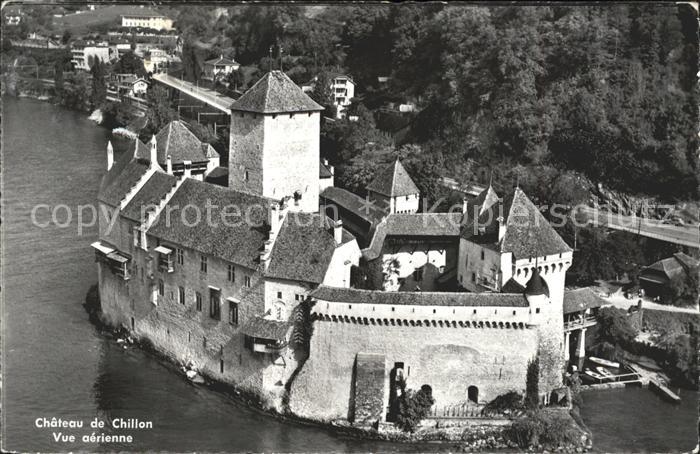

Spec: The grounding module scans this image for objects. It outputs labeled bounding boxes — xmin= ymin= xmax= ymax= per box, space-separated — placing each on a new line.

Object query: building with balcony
xmin=121 ymin=9 xmax=173 ymax=31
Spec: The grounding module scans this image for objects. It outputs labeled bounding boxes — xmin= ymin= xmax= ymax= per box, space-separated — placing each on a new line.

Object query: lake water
xmin=2 ymin=97 xmax=697 ymax=452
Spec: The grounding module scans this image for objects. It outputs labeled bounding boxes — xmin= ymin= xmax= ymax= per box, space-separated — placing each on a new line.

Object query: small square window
xmin=536 ymin=308 xmax=541 ymax=314
xmin=277 ymin=291 xmax=282 ymax=299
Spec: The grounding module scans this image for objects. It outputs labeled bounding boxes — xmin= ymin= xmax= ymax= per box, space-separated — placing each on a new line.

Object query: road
xmin=440 ymin=177 xmax=699 ymax=248
xmin=152 ymin=73 xmax=234 ymax=114
xmin=576 ymin=206 xmax=699 ymax=249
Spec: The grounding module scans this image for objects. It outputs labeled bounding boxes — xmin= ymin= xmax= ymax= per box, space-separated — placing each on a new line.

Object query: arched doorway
xmin=468 ymin=385 xmax=479 ymax=404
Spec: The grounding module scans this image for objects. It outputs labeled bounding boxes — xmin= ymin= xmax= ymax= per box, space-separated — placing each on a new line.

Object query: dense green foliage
xmin=508 ymin=409 xmax=581 ymax=449
xmin=112 ymin=51 xmax=147 ymax=77
xmin=597 ymin=306 xmax=637 ymax=345
xmin=174 ymin=4 xmax=698 ymax=202
xmin=525 ymin=356 xmax=540 ymax=409
xmin=395 ymin=381 xmax=435 ymax=433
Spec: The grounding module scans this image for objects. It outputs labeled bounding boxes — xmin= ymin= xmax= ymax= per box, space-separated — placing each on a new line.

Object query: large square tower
xmin=228 ymin=71 xmax=324 ymax=212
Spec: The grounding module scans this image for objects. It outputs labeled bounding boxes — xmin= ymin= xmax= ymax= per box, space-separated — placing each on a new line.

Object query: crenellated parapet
xmin=309 ymin=285 xmax=550 ymax=330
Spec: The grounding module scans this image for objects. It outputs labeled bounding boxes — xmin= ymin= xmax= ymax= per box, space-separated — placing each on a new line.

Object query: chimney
xmin=334 ymin=219 xmax=343 ymax=245
xmin=107 ymin=140 xmax=114 ymax=170
xmin=268 ymin=203 xmax=282 ymax=241
xmin=166 ymin=155 xmax=172 ymax=174
xmin=149 ymin=134 xmax=158 ymax=167
xmin=183 ymin=160 xmax=192 ymax=178
xmin=260 ymin=239 xmax=273 ymax=270
xmin=497 ymin=215 xmax=506 ymax=241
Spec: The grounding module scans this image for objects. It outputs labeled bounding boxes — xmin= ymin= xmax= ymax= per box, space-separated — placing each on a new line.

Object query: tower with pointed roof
xmin=366 ymin=159 xmax=420 ymax=214
xmin=228 ymin=70 xmax=324 ymax=212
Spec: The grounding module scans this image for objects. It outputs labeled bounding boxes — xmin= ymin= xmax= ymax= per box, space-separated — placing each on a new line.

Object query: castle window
xmin=228 ymin=300 xmax=238 ymax=325
xmin=178 ymin=286 xmax=185 ymax=305
xmin=536 ymin=308 xmax=540 ymax=314
xmin=413 ymin=267 xmax=423 ymax=282
xmin=481 ymin=250 xmax=485 ymax=260
xmin=200 ymin=255 xmax=208 ymax=273
xmin=176 ymin=248 xmax=184 ymax=265
xmin=471 ymin=273 xmax=476 ymax=282
xmin=277 ymin=291 xmax=282 ymax=299
xmin=228 ymin=264 xmax=235 ymax=282
xmin=195 ymin=292 xmax=202 ymax=311
xmin=209 ymin=288 xmax=221 ymax=320
xmin=244 ymin=276 xmax=251 ymax=288
xmin=158 ymin=279 xmax=164 ymax=296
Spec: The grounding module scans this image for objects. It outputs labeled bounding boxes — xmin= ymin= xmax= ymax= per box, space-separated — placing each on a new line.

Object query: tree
xmin=308 ymin=71 xmax=336 ymax=119
xmin=142 ymin=86 xmax=178 ymax=138
xmin=670 ymin=269 xmax=699 ymax=307
xmin=112 ymin=51 xmax=146 ymax=77
xmin=61 ymin=29 xmax=72 ymax=44
xmin=395 ymin=381 xmax=435 ymax=432
xmin=90 ymin=59 xmax=107 ymax=108
xmin=596 ymin=306 xmax=637 ymax=346
xmin=53 ymin=60 xmax=64 ymax=98
xmin=525 ymin=356 xmax=540 ymax=409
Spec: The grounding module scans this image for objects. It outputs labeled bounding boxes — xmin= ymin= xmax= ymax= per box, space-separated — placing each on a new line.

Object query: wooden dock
xmin=649 ymin=379 xmax=681 ymax=404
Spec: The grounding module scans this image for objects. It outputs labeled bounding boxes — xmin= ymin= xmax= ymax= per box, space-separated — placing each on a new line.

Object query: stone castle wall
xmin=229 ymin=112 xmax=265 ymax=195
xmin=288 ymin=317 xmax=540 ymax=422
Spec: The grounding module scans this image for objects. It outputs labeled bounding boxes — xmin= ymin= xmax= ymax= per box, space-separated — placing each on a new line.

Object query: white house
xmin=302 ymin=73 xmax=356 ymax=119
xmin=203 ymin=55 xmax=240 ymax=81
xmin=71 ymin=44 xmax=116 ymax=71
xmin=130 ymin=78 xmax=149 ymax=97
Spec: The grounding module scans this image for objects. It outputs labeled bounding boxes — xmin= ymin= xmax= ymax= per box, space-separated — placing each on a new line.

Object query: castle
xmin=94 ymin=70 xmax=581 ymax=426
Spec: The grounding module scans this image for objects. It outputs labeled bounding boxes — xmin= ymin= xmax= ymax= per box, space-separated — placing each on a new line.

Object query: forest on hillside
xmin=173 ymin=4 xmax=698 ymax=204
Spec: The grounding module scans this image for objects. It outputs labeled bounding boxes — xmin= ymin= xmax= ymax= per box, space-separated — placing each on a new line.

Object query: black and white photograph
xmin=1 ymin=1 xmax=699 ymax=452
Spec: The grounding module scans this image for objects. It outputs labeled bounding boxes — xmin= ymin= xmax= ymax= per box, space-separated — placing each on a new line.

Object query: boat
xmin=590 ymin=356 xmax=620 ymax=368
xmin=649 ymin=379 xmax=681 ymax=404
xmin=584 ymin=368 xmax=605 ymax=380
xmin=596 ymin=367 xmax=613 ymax=377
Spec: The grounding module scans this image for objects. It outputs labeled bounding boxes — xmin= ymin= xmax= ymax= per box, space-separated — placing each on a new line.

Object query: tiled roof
xmin=231 ymin=70 xmax=323 ymax=114
xmin=311 ymin=286 xmax=528 ymax=307
xmin=501 ymin=277 xmax=525 ymax=293
xmin=500 ymin=188 xmax=572 ymax=259
xmin=147 ymin=179 xmax=274 ymax=269
xmin=154 ymin=121 xmax=218 ymax=165
xmin=384 ymin=213 xmax=463 ymax=237
xmin=461 ymin=187 xmax=572 ymax=259
xmin=240 ymin=316 xmax=290 ymax=341
xmin=320 ymin=186 xmax=387 ymax=224
xmin=563 ymin=288 xmax=606 ymax=314
xmin=524 ymin=268 xmax=549 ymax=297
xmin=205 ymin=55 xmax=239 ymax=66
xmin=98 ymin=141 xmax=150 ymax=207
xmin=644 ymin=252 xmax=699 ymax=279
xmin=366 ymin=159 xmax=420 ymax=197
xmin=266 ymin=213 xmax=353 ymax=284
xmin=121 ymin=171 xmax=178 ymax=222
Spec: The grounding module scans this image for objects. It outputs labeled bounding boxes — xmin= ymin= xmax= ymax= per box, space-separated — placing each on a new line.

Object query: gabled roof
xmin=265 ymin=213 xmax=353 ymax=284
xmin=154 ymin=121 xmax=219 ymax=165
xmin=461 ymin=187 xmax=572 ymax=260
xmin=98 ymin=141 xmax=150 ymax=207
xmin=501 ymin=277 xmax=525 ymax=293
xmin=121 ymin=171 xmax=178 ymax=222
xmin=643 ymin=252 xmax=699 ymax=280
xmin=499 ymin=188 xmax=572 ymax=259
xmin=311 ymin=286 xmax=528 ymax=307
xmin=563 ymin=288 xmax=606 ymax=314
xmin=384 ymin=213 xmax=463 ymax=237
xmin=366 ymin=159 xmax=420 ymax=197
xmin=320 ymin=186 xmax=387 ymax=225
xmin=147 ymin=179 xmax=273 ymax=269
xmin=231 ymin=70 xmax=323 ymax=114
xmin=205 ymin=55 xmax=239 ymax=66
xmin=240 ymin=316 xmax=290 ymax=341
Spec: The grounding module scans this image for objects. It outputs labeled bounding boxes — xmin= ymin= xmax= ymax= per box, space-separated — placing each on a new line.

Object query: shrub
xmin=508 ymin=410 xmax=580 ymax=449
xmin=597 ymin=306 xmax=636 ymax=345
xmin=482 ymin=391 xmax=525 ymax=416
xmin=395 ymin=383 xmax=435 ymax=432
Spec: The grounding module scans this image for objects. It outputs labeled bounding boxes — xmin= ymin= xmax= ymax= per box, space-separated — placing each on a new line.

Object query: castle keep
xmin=95 ymin=70 xmax=580 ymax=426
